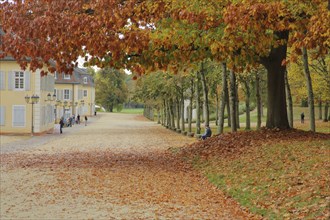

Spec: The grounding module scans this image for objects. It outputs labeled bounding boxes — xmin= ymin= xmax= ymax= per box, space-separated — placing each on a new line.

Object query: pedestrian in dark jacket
xmin=59 ymin=117 xmax=64 ymax=134
xmin=301 ymin=112 xmax=305 ymax=123
xmin=77 ymin=114 xmax=80 ymax=124
xmin=85 ymin=116 xmax=88 ymax=126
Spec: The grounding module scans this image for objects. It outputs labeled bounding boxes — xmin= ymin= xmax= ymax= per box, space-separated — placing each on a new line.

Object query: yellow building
xmin=0 ymin=56 xmax=56 ymax=135
xmin=54 ymin=68 xmax=95 ymax=122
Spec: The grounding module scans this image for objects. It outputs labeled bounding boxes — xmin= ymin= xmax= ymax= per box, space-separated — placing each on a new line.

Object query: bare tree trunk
xmin=256 ymin=71 xmax=262 ymax=130
xmin=163 ymin=100 xmax=166 ymax=126
xmin=318 ymin=99 xmax=322 ymax=120
xmin=181 ymin=88 xmax=185 ymax=132
xmin=244 ymin=81 xmax=251 ymax=130
xmin=218 ymin=62 xmax=227 ymax=134
xmin=176 ymin=98 xmax=180 ymax=130
xmin=188 ymin=79 xmax=194 ymax=132
xmin=285 ymin=70 xmax=294 ymax=128
xmin=196 ymin=71 xmax=201 ymax=134
xmin=157 ymin=108 xmax=161 ymax=124
xmin=324 ymin=102 xmax=329 ymax=122
xmin=235 ymin=82 xmax=240 ymax=129
xmin=225 ymin=79 xmax=231 ymax=127
xmin=215 ymin=91 xmax=219 ymax=126
xmin=200 ymin=61 xmax=210 ymax=126
xmin=229 ymin=69 xmax=237 ymax=132
xmin=302 ymin=47 xmax=316 ymax=132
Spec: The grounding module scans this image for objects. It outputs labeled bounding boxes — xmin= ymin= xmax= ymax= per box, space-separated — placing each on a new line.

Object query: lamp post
xmin=25 ymin=94 xmax=40 ymax=136
xmin=55 ymin=100 xmax=61 ymax=123
xmin=45 ymin=93 xmax=57 ymax=122
xmin=63 ymin=100 xmax=68 ymax=119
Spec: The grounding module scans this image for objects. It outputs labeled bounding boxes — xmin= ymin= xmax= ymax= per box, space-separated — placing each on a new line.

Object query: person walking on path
xmin=77 ymin=114 xmax=80 ymax=124
xmin=301 ymin=112 xmax=305 ymax=123
xmin=85 ymin=116 xmax=88 ymax=126
xmin=201 ymin=123 xmax=212 ymax=140
xmin=59 ymin=117 xmax=65 ymax=134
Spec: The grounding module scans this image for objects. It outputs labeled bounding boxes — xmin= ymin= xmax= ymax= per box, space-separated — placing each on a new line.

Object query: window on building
xmin=12 ymin=105 xmax=26 ymax=127
xmin=14 ymin=71 xmax=24 ymax=89
xmin=54 ymin=72 xmax=58 ymax=79
xmin=83 ymin=90 xmax=88 ymax=97
xmin=83 ymin=77 xmax=88 ymax=84
xmin=64 ymin=89 xmax=70 ymax=100
xmin=64 ymin=74 xmax=71 ymax=79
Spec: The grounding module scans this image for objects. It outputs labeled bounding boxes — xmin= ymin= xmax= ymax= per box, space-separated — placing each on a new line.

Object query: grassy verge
xmin=192 ymin=139 xmax=330 ymax=219
xmin=113 ymin=108 xmax=144 ymax=114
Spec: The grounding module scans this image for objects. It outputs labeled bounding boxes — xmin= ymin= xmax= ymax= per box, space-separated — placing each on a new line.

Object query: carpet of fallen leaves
xmin=179 ymin=128 xmax=330 ymax=219
xmin=0 ymin=113 xmax=258 ymax=219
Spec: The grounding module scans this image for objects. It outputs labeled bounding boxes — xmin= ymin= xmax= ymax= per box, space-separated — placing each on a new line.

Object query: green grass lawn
xmin=113 ymin=108 xmax=144 ymax=114
xmin=189 ymin=137 xmax=330 ymax=219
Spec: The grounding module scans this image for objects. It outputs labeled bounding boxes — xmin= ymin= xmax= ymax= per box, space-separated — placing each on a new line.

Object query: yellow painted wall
xmin=0 ymin=60 xmax=55 ymax=135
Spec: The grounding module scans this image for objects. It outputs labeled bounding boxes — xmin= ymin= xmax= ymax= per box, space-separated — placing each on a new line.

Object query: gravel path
xmin=0 ymin=113 xmax=254 ymax=219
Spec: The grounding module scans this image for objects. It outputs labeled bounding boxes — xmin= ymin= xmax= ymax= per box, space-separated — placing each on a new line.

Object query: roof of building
xmin=55 ymin=67 xmax=94 ymax=87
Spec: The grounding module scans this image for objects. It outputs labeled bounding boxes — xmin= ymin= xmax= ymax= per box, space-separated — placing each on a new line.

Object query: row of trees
xmin=1 ymin=0 xmax=329 ymax=131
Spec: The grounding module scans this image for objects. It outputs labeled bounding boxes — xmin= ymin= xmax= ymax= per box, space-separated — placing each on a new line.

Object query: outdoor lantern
xmin=63 ymin=100 xmax=68 ymax=107
xmin=31 ymin=94 xmax=40 ymax=104
xmin=25 ymin=95 xmax=30 ymax=104
xmin=56 ymin=100 xmax=61 ymax=106
xmin=81 ymin=100 xmax=85 ymax=106
xmin=52 ymin=93 xmax=56 ymax=100
xmin=47 ymin=93 xmax=51 ymax=101
xmin=74 ymin=102 xmax=78 ymax=106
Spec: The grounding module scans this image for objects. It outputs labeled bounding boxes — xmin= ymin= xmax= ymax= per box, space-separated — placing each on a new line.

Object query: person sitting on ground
xmin=201 ymin=123 xmax=212 ymax=140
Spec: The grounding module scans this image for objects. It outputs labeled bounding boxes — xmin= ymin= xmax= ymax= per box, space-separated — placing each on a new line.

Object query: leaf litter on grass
xmin=179 ymin=128 xmax=330 ymax=219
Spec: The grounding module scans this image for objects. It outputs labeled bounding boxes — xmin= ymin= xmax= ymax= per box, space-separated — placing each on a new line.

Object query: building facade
xmin=54 ymin=68 xmax=95 ymax=122
xmin=0 ymin=57 xmax=55 ymax=135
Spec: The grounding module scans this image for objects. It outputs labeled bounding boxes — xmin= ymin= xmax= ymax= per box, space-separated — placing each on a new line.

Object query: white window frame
xmin=64 ymin=89 xmax=70 ymax=100
xmin=54 ymin=72 xmax=58 ymax=79
xmin=83 ymin=90 xmax=88 ymax=97
xmin=64 ymin=74 xmax=71 ymax=79
xmin=14 ymin=71 xmax=25 ymax=90
xmin=83 ymin=77 xmax=88 ymax=84
xmin=12 ymin=105 xmax=26 ymax=127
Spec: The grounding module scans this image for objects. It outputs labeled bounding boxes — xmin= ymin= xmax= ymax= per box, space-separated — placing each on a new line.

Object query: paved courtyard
xmin=0 ymin=113 xmax=253 ymax=219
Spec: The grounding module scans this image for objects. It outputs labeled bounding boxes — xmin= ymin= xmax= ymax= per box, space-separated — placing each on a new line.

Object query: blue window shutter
xmin=25 ymin=71 xmax=31 ymax=91
xmin=8 ymin=71 xmax=14 ymax=90
xmin=0 ymin=71 xmax=5 ymax=90
xmin=0 ymin=106 xmax=5 ymax=126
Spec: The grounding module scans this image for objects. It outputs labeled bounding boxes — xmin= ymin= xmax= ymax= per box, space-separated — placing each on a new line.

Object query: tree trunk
xmin=196 ymin=71 xmax=201 ymax=134
xmin=302 ymin=46 xmax=316 ymax=132
xmin=188 ymin=79 xmax=194 ymax=132
xmin=166 ymin=100 xmax=170 ymax=127
xmin=215 ymin=91 xmax=219 ymax=126
xmin=235 ymin=82 xmax=240 ymax=129
xmin=244 ymin=81 xmax=251 ymax=130
xmin=261 ymin=30 xmax=290 ymax=129
xmin=218 ymin=62 xmax=227 ymax=134
xmin=157 ymin=108 xmax=161 ymax=124
xmin=181 ymin=89 xmax=185 ymax=132
xmin=176 ymin=97 xmax=180 ymax=130
xmin=256 ymin=72 xmax=262 ymax=130
xmin=324 ymin=102 xmax=329 ymax=122
xmin=163 ymin=100 xmax=166 ymax=126
xmin=225 ymin=78 xmax=231 ymax=127
xmin=284 ymin=70 xmax=294 ymax=128
xmin=170 ymin=100 xmax=175 ymax=129
xmin=200 ymin=61 xmax=210 ymax=126
xmin=229 ymin=69 xmax=237 ymax=132
xmin=318 ymin=99 xmax=322 ymax=120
